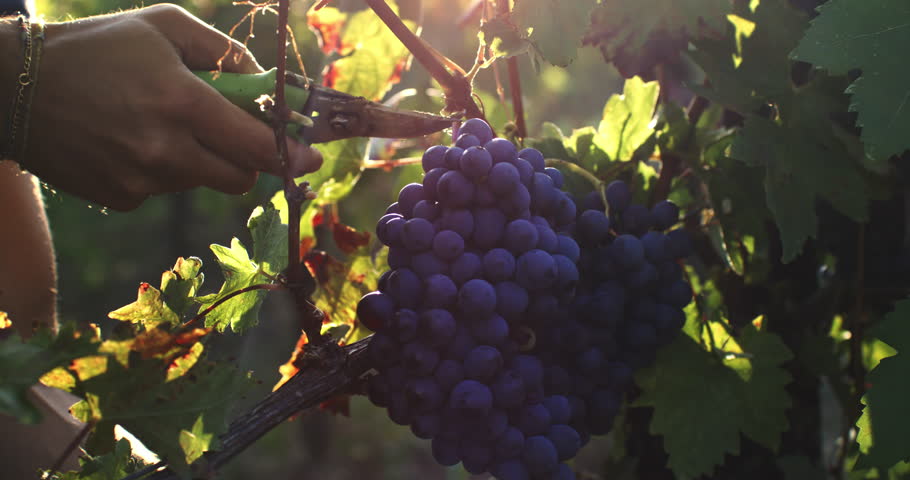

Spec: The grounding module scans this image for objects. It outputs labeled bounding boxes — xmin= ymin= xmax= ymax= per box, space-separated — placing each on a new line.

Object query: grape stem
xmin=181 ymin=283 xmax=284 ymax=329
xmin=363 ymin=0 xmax=485 ymax=120
xmin=495 ymin=0 xmax=527 ymax=138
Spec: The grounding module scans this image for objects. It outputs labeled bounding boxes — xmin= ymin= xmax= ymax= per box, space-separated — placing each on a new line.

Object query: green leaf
xmin=53 ymin=438 xmax=134 ymax=480
xmin=248 ymin=203 xmax=288 ymax=276
xmin=310 ymin=247 xmax=387 ymax=340
xmin=588 ymin=0 xmax=730 ymax=75
xmin=0 ymin=323 xmax=99 ymax=423
xmin=108 ymin=283 xmax=180 ymax=328
xmin=730 ymin=103 xmax=868 ymax=262
xmin=507 ymin=0 xmax=596 ymax=67
xmin=70 ymin=357 xmax=252 ymax=475
xmin=856 ymin=298 xmax=910 ymax=469
xmin=316 ymin=4 xmax=416 ymax=102
xmin=479 ymin=15 xmax=530 ymax=59
xmin=689 ymin=0 xmax=808 ymax=112
xmin=792 ymin=0 xmax=910 ymax=164
xmin=635 ymin=320 xmax=793 ymax=479
xmin=159 ymin=257 xmax=204 ymax=318
xmin=596 ymin=77 xmax=660 ymax=163
xmin=527 ymin=122 xmax=570 ymax=161
xmin=197 ymin=238 xmax=266 ymax=333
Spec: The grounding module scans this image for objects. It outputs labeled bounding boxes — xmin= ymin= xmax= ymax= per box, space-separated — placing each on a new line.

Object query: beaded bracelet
xmin=5 ymin=14 xmax=45 ymax=167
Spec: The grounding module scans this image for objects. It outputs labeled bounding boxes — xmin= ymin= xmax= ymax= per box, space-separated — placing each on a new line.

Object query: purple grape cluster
xmin=530 ymin=180 xmax=693 ymax=441
xmin=358 ymin=117 xmax=694 ymax=479
xmin=358 ymin=118 xmax=583 ymax=479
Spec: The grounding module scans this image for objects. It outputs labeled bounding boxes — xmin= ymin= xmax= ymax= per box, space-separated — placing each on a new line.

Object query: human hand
xmin=18 ymin=4 xmax=322 ymax=211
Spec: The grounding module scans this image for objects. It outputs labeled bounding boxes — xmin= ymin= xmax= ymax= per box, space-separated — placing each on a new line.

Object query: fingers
xmin=139 ymin=3 xmax=263 ymax=74
xmin=184 ymin=77 xmax=324 ymax=178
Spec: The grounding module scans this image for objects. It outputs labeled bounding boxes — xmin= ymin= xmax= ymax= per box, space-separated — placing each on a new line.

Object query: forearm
xmin=0 ymin=160 xmax=57 ymax=337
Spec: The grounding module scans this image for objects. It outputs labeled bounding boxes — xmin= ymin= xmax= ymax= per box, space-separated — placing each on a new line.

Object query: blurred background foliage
xmin=32 ymin=0 xmax=623 ymax=477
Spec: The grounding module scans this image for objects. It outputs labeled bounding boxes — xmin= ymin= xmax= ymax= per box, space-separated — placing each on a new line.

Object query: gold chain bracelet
xmin=5 ymin=14 xmax=45 ymax=168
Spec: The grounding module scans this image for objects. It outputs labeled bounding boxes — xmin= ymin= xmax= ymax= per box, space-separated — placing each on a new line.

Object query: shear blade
xmin=296 ymin=81 xmax=455 ymax=143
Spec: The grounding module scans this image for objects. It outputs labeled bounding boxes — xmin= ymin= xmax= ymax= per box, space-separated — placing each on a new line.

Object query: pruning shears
xmin=193 ymin=68 xmax=454 ymax=143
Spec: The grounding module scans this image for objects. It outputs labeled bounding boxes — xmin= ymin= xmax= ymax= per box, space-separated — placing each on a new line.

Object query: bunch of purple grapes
xmin=531 ymin=181 xmax=693 ymax=442
xmin=358 ymin=118 xmax=584 ymax=479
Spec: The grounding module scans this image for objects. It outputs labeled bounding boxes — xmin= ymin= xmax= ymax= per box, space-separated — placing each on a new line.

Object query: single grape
xmin=411 ymin=413 xmax=441 ymax=439
xmin=542 ymin=396 xmax=572 ymax=424
xmin=432 ymin=230 xmax=465 ymax=261
xmin=451 ymin=252 xmax=483 ymax=285
xmin=422 ymin=167 xmax=447 ymax=202
xmin=412 ymin=199 xmax=440 ymax=221
xmin=464 ymin=345 xmax=504 ymax=381
xmin=547 ymin=425 xmax=581 ymax=461
xmin=518 ymin=403 xmax=552 ymax=436
xmin=516 ymin=249 xmax=558 ymax=290
xmin=402 ymin=217 xmax=435 ymax=252
xmin=622 ymin=204 xmax=652 ymax=236
xmin=423 ymin=274 xmax=457 ymax=309
xmin=651 ymin=200 xmax=680 ymax=231
xmin=437 ymin=170 xmax=475 ymax=208
xmin=491 ymin=370 xmax=526 ymax=409
xmin=491 ymin=460 xmax=530 ymax=480
xmin=489 ymin=161 xmax=521 ymax=195
xmin=544 ymin=167 xmax=564 ymax=189
xmin=386 ymin=268 xmax=422 ymax=309
xmin=397 ymin=183 xmax=425 ymax=217
xmin=556 ymin=235 xmax=580 ymax=263
xmin=486 ymin=138 xmax=519 ymax=164
xmin=460 ymin=118 xmax=495 ymax=145
xmin=455 ymin=133 xmax=481 ymax=149
xmin=449 ymin=379 xmax=494 ymax=416
xmin=403 ymin=342 xmax=440 ymax=376
xmin=422 ymin=145 xmax=448 ymax=172
xmin=472 ymin=207 xmax=508 ymax=250
xmin=483 ymin=248 xmax=517 ymax=282
xmin=494 ymin=281 xmax=530 ymax=319
xmin=605 ymin=180 xmax=631 ymax=213
xmin=357 ymin=291 xmax=396 ymax=331
xmin=443 ymin=146 xmax=464 ymax=170
xmin=522 ymin=436 xmax=559 ymax=476
xmin=518 ymin=148 xmax=545 ymax=172
xmin=504 ymin=219 xmax=540 ymax=255
xmin=510 ymin=157 xmax=535 ymax=185
xmin=439 ymin=208 xmax=475 ymax=239
xmin=390 ymin=308 xmax=419 ymax=343
xmin=611 ymin=234 xmax=645 ymax=270
xmin=461 ymin=146 xmax=493 ymax=179
xmin=470 ymin=313 xmax=509 ymax=345
xmin=435 ymin=359 xmax=465 ymax=391
xmin=576 ymin=210 xmax=611 ymax=247
xmin=406 ymin=378 xmax=444 ymax=413
xmin=458 ymin=278 xmax=498 ymax=316
xmin=376 ymin=213 xmax=406 ymax=247
xmin=412 ymin=251 xmax=449 ymax=278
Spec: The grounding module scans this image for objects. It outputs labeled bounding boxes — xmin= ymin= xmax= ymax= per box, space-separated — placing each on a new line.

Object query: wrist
xmin=0 ymin=18 xmax=23 ymax=155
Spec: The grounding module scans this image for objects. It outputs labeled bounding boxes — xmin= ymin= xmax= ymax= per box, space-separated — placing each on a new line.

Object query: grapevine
xmin=1 ymin=0 xmax=909 ymax=480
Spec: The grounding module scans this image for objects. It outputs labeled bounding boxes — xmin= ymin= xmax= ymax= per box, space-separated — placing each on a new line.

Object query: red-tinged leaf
xmin=109 ymin=282 xmax=181 ymax=328
xmin=321 ymin=62 xmax=341 ymax=89
xmin=304 ymin=250 xmax=335 ymax=284
xmin=388 ymin=56 xmax=409 ymax=86
xmin=299 ymin=236 xmax=316 ymax=261
xmin=332 ymin=222 xmax=371 ymax=254
xmin=307 ymin=7 xmax=349 ymax=54
xmin=274 ymin=331 xmax=309 ymax=391
xmin=320 ymin=394 xmax=351 ymax=417
xmin=312 ymin=210 xmax=325 ymax=228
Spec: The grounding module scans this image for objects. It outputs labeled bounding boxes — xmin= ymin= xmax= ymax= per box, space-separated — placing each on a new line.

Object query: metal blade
xmin=293 ymin=79 xmax=455 ymax=143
